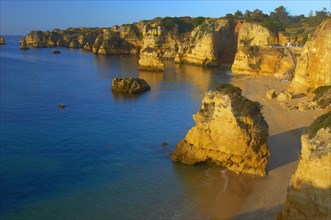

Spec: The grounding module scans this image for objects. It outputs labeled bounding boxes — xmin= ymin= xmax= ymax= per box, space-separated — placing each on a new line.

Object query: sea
xmin=0 ymin=36 xmax=255 ymax=220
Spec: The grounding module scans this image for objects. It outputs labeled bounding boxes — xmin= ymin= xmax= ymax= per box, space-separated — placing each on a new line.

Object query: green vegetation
xmin=215 ymin=84 xmax=262 ymax=117
xmin=224 ymin=6 xmax=330 ymax=34
xmin=313 ymin=86 xmax=331 ymax=109
xmin=305 ymin=111 xmax=331 ymax=138
xmin=215 ymin=84 xmax=242 ymax=96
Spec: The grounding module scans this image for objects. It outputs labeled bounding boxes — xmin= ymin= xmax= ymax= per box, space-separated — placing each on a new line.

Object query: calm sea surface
xmin=1 ymin=36 xmax=253 ymax=220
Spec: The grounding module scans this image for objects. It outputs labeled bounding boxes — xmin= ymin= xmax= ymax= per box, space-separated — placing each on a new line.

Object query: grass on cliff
xmin=305 ymin=111 xmax=331 ymax=138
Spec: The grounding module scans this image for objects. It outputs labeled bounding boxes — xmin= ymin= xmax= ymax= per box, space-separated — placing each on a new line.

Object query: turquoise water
xmin=0 ymin=36 xmax=252 ymax=219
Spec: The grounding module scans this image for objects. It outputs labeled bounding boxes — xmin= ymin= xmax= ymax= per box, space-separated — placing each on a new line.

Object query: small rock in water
xmin=58 ymin=103 xmax=65 ymax=109
xmin=162 ymin=142 xmax=169 ymax=148
xmin=52 ymin=50 xmax=61 ymax=54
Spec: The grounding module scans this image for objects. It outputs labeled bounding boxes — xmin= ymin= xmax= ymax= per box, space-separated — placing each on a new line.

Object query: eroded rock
xmin=279 ymin=112 xmax=331 ymax=220
xmin=111 ymin=77 xmax=151 ymax=94
xmin=277 ymin=91 xmax=293 ymax=101
xmin=288 ymin=19 xmax=331 ymax=94
xmin=266 ymin=89 xmax=276 ymax=100
xmin=171 ymin=84 xmax=270 ymax=176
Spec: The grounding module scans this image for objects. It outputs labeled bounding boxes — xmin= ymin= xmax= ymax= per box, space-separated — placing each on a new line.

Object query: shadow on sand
xmin=266 ymin=127 xmax=307 ymax=172
xmin=232 ymin=204 xmax=282 ymax=220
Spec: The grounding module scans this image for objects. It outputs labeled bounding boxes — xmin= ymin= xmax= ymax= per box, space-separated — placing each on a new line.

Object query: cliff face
xmin=280 ymin=112 xmax=331 ymax=220
xmin=24 ymin=17 xmax=239 ymax=68
xmin=237 ymin=22 xmax=278 ymax=47
xmin=138 ymin=25 xmax=165 ymax=71
xmin=171 ymin=85 xmax=270 ymax=176
xmin=231 ymin=46 xmax=295 ymax=78
xmin=288 ymin=19 xmax=331 ymax=94
xmin=231 ymin=22 xmax=295 ymax=78
xmin=176 ymin=19 xmax=238 ymax=66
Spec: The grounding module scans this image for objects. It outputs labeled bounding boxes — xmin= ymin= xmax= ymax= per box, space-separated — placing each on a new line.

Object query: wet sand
xmin=208 ymin=77 xmax=326 ymax=219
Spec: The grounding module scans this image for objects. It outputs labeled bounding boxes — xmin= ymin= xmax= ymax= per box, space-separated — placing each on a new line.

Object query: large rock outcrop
xmin=171 ymin=84 xmax=270 ymax=176
xmin=231 ymin=22 xmax=295 ymax=78
xmin=288 ymin=19 xmax=331 ymax=94
xmin=280 ymin=111 xmax=331 ymax=220
xmin=111 ymin=77 xmax=151 ymax=94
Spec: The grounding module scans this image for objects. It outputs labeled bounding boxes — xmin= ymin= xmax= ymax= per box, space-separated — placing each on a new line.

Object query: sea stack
xmin=171 ymin=84 xmax=270 ymax=176
xmin=279 ymin=112 xmax=331 ymax=220
xmin=20 ymin=38 xmax=29 ymax=50
xmin=111 ymin=77 xmax=151 ymax=94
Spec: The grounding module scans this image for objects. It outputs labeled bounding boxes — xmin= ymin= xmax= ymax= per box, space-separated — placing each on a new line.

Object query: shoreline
xmin=230 ymin=77 xmax=325 ymax=219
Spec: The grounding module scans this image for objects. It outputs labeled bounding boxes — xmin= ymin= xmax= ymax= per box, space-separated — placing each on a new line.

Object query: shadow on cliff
xmin=232 ymin=204 xmax=282 ymax=220
xmin=267 ymin=127 xmax=307 ymax=171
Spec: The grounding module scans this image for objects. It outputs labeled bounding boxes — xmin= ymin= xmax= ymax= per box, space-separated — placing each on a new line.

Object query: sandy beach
xmin=226 ymin=77 xmax=325 ymax=219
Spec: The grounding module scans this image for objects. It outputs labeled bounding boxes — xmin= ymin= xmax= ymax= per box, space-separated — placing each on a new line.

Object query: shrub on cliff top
xmin=313 ymin=86 xmax=331 ymax=109
xmin=305 ymin=111 xmax=331 ymax=138
xmin=215 ymin=84 xmax=262 ymax=117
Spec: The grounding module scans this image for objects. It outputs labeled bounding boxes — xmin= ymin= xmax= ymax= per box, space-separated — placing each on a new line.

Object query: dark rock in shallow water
xmin=111 ymin=77 xmax=151 ymax=94
xmin=58 ymin=103 xmax=65 ymax=109
xmin=52 ymin=50 xmax=61 ymax=54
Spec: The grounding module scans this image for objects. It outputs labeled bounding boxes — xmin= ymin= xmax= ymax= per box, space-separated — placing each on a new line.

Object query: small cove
xmin=1 ymin=36 xmax=255 ymax=220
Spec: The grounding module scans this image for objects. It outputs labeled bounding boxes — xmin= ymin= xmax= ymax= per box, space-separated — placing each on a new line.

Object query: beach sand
xmin=207 ymin=77 xmax=326 ymax=220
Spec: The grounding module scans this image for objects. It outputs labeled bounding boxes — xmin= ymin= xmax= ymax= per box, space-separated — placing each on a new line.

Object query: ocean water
xmin=0 ymin=36 xmax=254 ymax=220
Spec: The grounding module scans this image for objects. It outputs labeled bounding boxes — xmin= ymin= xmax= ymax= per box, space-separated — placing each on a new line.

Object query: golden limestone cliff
xmin=176 ymin=19 xmax=239 ymax=66
xmin=288 ymin=19 xmax=331 ymax=94
xmin=279 ymin=112 xmax=331 ymax=220
xmin=231 ymin=22 xmax=295 ymax=78
xmin=138 ymin=25 xmax=164 ymax=71
xmin=171 ymin=85 xmax=270 ymax=176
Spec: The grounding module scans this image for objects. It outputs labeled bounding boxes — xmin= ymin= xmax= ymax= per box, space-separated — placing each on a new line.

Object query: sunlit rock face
xmin=171 ymin=85 xmax=270 ymax=176
xmin=288 ymin=19 xmax=331 ymax=94
xmin=111 ymin=77 xmax=151 ymax=94
xmin=280 ymin=112 xmax=331 ymax=220
xmin=231 ymin=22 xmax=295 ymax=78
xmin=177 ymin=19 xmax=239 ymax=66
xmin=138 ymin=25 xmax=164 ymax=71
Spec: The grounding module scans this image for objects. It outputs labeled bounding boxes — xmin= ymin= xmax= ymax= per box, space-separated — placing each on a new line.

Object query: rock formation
xmin=176 ymin=19 xmax=239 ymax=66
xmin=138 ymin=25 xmax=165 ymax=71
xmin=171 ymin=84 xmax=270 ymax=176
xmin=231 ymin=22 xmax=295 ymax=78
xmin=0 ymin=36 xmax=6 ymax=45
xmin=277 ymin=91 xmax=293 ymax=101
xmin=266 ymin=89 xmax=276 ymax=100
xmin=20 ymin=38 xmax=29 ymax=50
xmin=111 ymin=77 xmax=151 ymax=94
xmin=279 ymin=111 xmax=331 ymax=220
xmin=288 ymin=19 xmax=331 ymax=94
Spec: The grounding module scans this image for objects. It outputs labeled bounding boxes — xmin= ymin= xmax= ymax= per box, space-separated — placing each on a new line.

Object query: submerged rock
xmin=111 ymin=77 xmax=151 ymax=94
xmin=52 ymin=50 xmax=61 ymax=54
xmin=279 ymin=112 xmax=331 ymax=220
xmin=171 ymin=84 xmax=270 ymax=176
